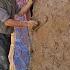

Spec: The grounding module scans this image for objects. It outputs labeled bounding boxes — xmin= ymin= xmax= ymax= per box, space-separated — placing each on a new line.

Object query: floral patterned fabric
xmin=13 ymin=0 xmax=31 ymax=70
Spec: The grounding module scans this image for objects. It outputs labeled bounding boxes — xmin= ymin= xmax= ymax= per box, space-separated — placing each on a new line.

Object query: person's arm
xmin=5 ymin=19 xmax=38 ymax=29
xmin=18 ymin=0 xmax=33 ymax=15
xmin=5 ymin=19 xmax=28 ymax=27
xmin=0 ymin=8 xmax=10 ymax=23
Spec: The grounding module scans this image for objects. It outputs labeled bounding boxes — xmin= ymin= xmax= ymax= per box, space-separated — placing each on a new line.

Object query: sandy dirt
xmin=30 ymin=0 xmax=70 ymax=70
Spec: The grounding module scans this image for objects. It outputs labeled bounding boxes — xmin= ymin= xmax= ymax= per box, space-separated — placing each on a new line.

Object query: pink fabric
xmin=16 ymin=0 xmax=28 ymax=8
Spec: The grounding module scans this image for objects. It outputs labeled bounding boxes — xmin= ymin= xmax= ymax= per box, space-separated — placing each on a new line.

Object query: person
xmin=0 ymin=0 xmax=15 ymax=69
xmin=0 ymin=0 xmax=37 ymax=69
xmin=5 ymin=0 xmax=38 ymax=70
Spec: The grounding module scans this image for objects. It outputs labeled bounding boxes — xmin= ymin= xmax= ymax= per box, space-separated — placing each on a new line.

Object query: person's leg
xmin=0 ymin=33 xmax=11 ymax=70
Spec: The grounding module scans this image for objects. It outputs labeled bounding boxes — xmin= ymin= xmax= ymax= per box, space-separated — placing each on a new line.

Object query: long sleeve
xmin=0 ymin=0 xmax=13 ymax=34
xmin=0 ymin=8 xmax=10 ymax=22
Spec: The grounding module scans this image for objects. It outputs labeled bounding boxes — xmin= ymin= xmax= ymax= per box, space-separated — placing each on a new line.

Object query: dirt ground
xmin=30 ymin=0 xmax=70 ymax=70
xmin=9 ymin=0 xmax=70 ymax=70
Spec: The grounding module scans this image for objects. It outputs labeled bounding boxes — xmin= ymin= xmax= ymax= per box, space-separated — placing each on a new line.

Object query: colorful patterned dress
xmin=13 ymin=0 xmax=31 ymax=70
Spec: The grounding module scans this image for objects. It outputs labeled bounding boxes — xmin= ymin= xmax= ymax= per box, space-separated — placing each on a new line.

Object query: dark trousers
xmin=0 ymin=33 xmax=11 ymax=70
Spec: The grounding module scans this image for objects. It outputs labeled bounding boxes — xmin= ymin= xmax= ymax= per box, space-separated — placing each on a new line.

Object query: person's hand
xmin=5 ymin=19 xmax=13 ymax=26
xmin=28 ymin=20 xmax=40 ymax=31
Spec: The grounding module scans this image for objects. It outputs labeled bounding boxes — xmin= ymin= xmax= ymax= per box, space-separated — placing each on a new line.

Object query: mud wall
xmin=30 ymin=0 xmax=70 ymax=70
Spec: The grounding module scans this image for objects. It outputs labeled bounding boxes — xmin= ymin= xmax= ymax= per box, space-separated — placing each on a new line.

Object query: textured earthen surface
xmin=30 ymin=0 xmax=70 ymax=70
